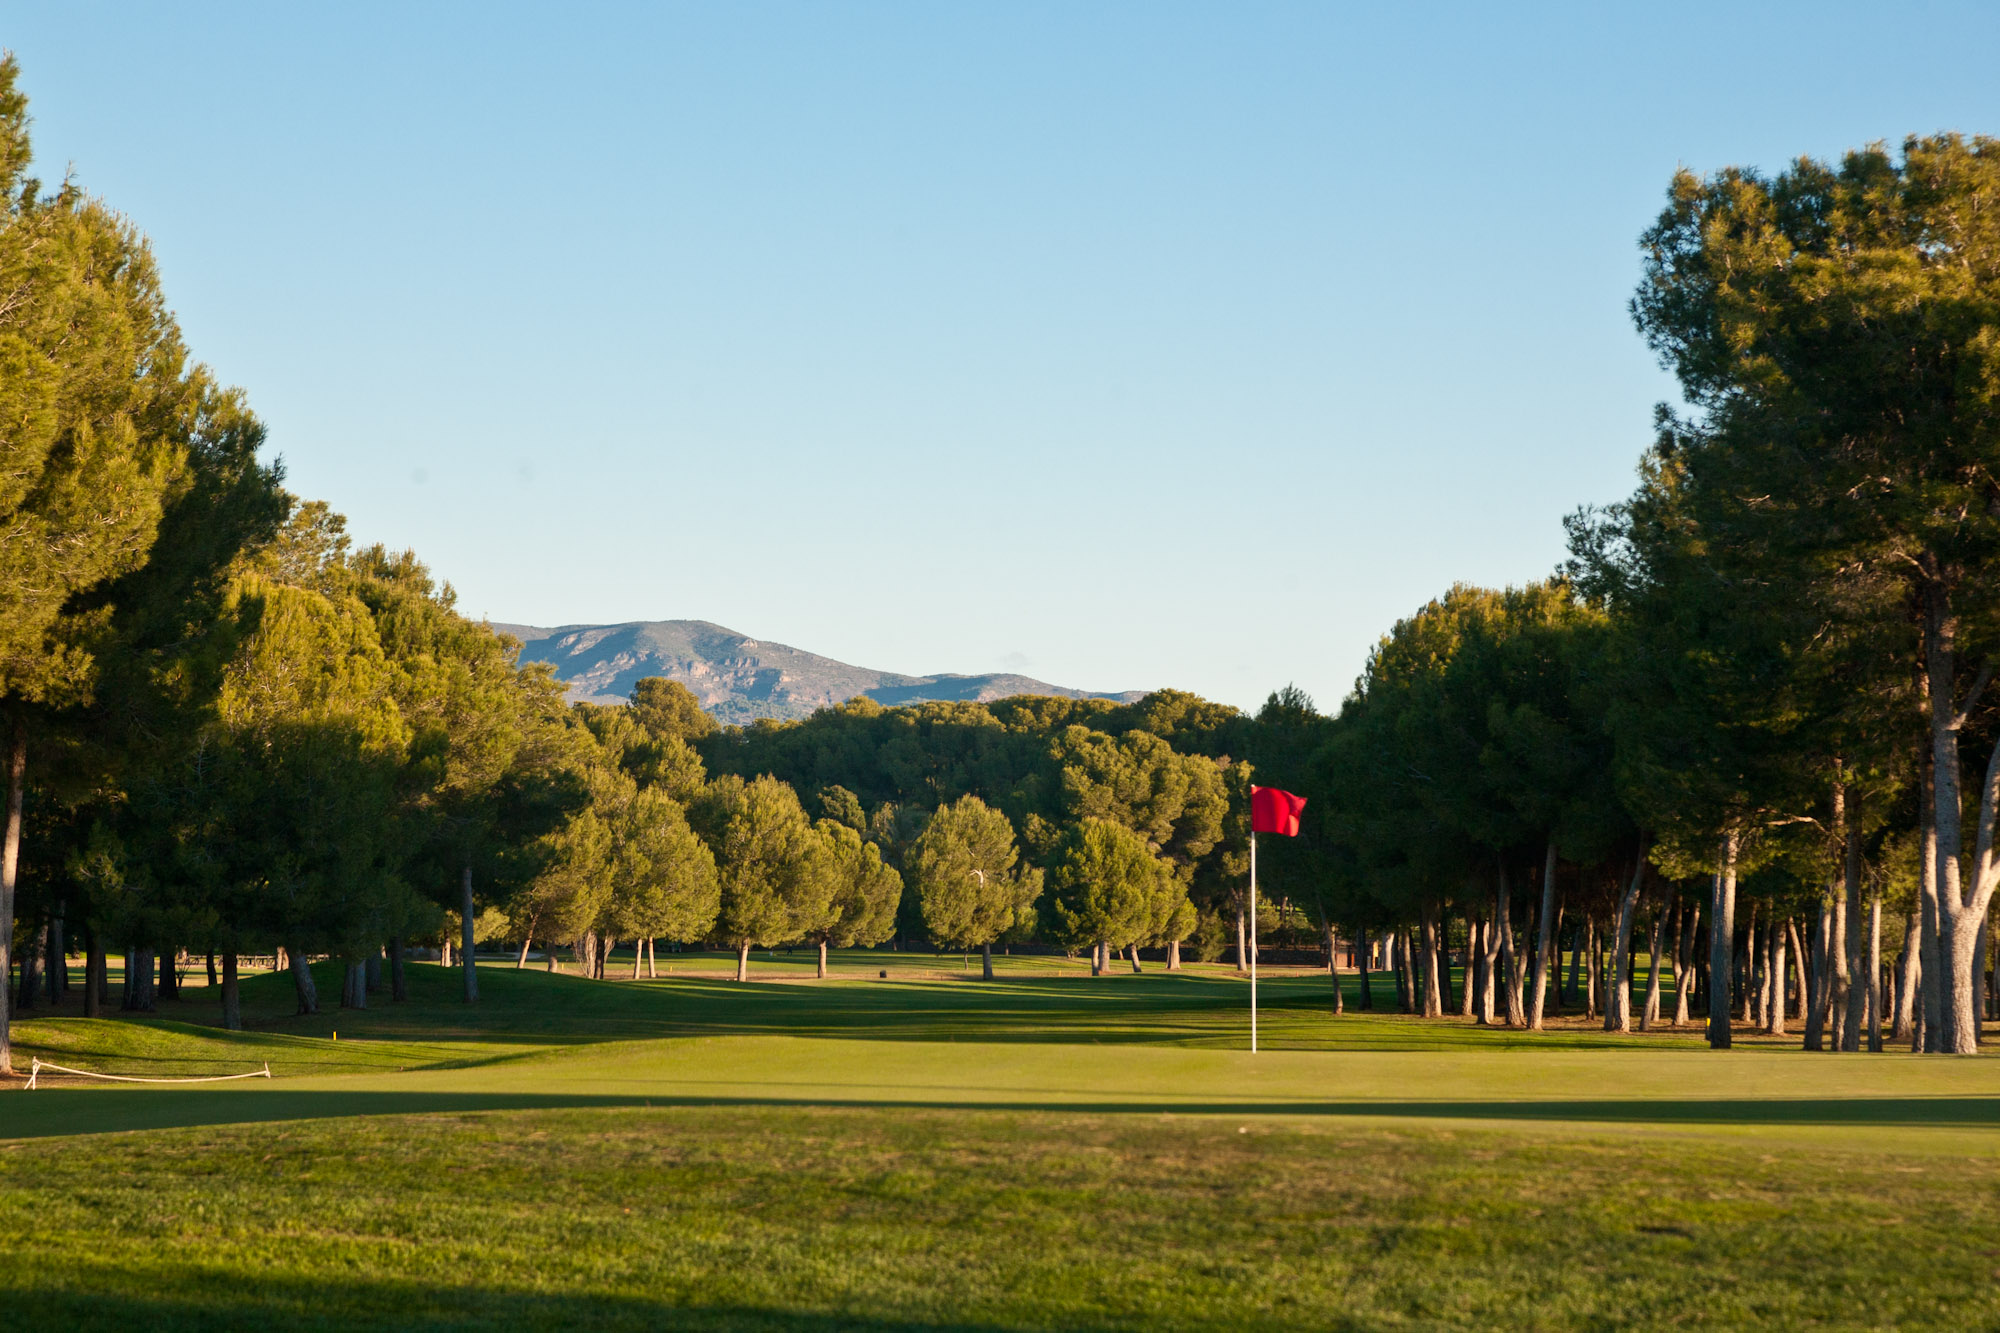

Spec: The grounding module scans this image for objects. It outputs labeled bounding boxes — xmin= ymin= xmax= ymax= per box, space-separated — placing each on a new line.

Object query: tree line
xmin=5 ymin=46 xmax=1996 ymax=1064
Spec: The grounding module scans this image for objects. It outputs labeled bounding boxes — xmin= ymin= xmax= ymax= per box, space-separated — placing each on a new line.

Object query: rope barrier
xmin=25 ymin=1058 xmax=271 ymax=1091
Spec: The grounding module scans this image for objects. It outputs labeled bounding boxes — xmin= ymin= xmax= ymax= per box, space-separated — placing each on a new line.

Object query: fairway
xmin=5 ymin=959 xmax=1998 ymax=1331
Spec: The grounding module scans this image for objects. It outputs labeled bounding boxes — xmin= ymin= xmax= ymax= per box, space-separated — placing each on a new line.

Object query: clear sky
xmin=6 ymin=3 xmax=1998 ymax=711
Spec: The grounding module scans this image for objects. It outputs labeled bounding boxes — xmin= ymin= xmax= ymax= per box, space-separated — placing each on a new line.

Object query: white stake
xmin=1250 ymin=829 xmax=1258 ymax=1054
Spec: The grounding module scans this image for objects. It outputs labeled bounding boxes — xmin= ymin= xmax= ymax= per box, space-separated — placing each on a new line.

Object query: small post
xmin=1250 ymin=830 xmax=1259 ymax=1054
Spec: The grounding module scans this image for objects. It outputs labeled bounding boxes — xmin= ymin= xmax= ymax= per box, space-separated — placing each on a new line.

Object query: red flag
xmin=1250 ymin=785 xmax=1306 ymax=837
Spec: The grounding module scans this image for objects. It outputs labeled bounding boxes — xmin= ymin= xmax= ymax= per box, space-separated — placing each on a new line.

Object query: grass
xmin=3 ymin=954 xmax=1998 ymax=1330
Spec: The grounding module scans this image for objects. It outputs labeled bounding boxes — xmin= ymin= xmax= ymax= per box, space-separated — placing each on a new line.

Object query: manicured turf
xmin=3 ymin=957 xmax=1997 ymax=1330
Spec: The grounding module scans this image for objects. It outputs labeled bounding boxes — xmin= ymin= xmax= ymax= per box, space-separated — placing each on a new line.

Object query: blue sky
xmin=7 ymin=3 xmax=1999 ymax=710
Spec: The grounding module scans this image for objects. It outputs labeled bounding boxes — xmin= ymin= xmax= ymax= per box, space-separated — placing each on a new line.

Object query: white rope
xmin=25 ymin=1058 xmax=271 ymax=1091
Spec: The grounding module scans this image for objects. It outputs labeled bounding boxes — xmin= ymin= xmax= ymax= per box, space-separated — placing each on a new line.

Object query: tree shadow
xmin=7 ymin=1087 xmax=1994 ymax=1141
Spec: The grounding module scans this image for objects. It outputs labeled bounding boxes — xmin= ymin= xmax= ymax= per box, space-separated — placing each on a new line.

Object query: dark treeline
xmin=5 ymin=44 xmax=1997 ymax=1068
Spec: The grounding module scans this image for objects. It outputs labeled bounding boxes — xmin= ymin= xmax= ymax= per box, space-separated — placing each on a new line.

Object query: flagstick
xmin=1250 ymin=830 xmax=1258 ymax=1054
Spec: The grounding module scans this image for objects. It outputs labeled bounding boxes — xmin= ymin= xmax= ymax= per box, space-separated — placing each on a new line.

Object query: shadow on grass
xmin=7 ymin=1087 xmax=1995 ymax=1140
xmin=5 ymin=1265 xmax=1048 ymax=1333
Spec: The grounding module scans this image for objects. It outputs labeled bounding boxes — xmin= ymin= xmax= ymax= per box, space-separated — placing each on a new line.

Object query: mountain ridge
xmin=491 ymin=619 xmax=1145 ymax=724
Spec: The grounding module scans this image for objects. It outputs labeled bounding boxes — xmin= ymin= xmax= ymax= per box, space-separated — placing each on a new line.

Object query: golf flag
xmin=1250 ymin=785 xmax=1306 ymax=837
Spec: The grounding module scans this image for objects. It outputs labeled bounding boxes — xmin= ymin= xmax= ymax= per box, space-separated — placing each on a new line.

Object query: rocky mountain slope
xmin=490 ymin=619 xmax=1144 ymax=725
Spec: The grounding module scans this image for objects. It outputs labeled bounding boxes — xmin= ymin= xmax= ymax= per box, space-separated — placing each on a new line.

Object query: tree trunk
xmin=1583 ymin=916 xmax=1598 ymax=1019
xmin=84 ymin=929 xmax=103 ymax=1019
xmin=341 ymin=960 xmax=367 ymax=1009
xmin=1497 ymin=865 xmax=1524 ymax=1027
xmin=1166 ymin=938 xmax=1181 ymax=971
xmin=290 ymin=948 xmax=319 ymax=1015
xmin=1673 ymin=899 xmax=1697 ymax=1028
xmin=1841 ymin=803 xmax=1866 ymax=1052
xmin=1641 ymin=911 xmax=1664 ymax=1030
xmin=636 ymin=939 xmax=647 ymax=981
xmin=1740 ymin=903 xmax=1759 ymax=1025
xmin=1894 ymin=912 xmax=1922 ymax=1041
xmin=1528 ymin=837 xmax=1558 ymax=1029
xmin=440 ymin=934 xmax=452 ymax=968
xmin=1867 ymin=892 xmax=1884 ymax=1053
xmin=1324 ymin=917 xmax=1343 ymax=1014
xmin=0 ymin=714 xmax=23 ymax=1074
xmin=16 ymin=923 xmax=41 ymax=1011
xmin=1356 ymin=927 xmax=1373 ymax=1010
xmin=1394 ymin=926 xmax=1415 ymax=1015
xmin=1127 ymin=943 xmax=1142 ymax=973
xmin=1233 ymin=903 xmax=1248 ymax=973
xmin=982 ymin=940 xmax=994 ymax=980
xmin=1708 ymin=830 xmax=1739 ymax=1049
xmin=818 ymin=938 xmax=829 ymax=979
xmin=736 ymin=941 xmax=750 ymax=982
xmin=1804 ymin=899 xmax=1831 ymax=1050
xmin=205 ymin=950 xmax=218 ymax=989
xmin=647 ymin=938 xmax=657 ymax=979
xmin=1787 ymin=918 xmax=1809 ymax=1041
xmin=1091 ymin=940 xmax=1105 ymax=977
xmin=126 ymin=949 xmax=157 ymax=1011
xmin=517 ymin=935 xmax=533 ymax=969
xmin=1456 ymin=917 xmax=1473 ymax=1019
xmin=1607 ymin=849 xmax=1647 ymax=1033
xmin=460 ymin=864 xmax=479 ymax=1004
xmin=1764 ymin=917 xmax=1788 ymax=1035
xmin=1920 ymin=746 xmax=1943 ymax=1051
xmin=1418 ymin=912 xmax=1442 ymax=1017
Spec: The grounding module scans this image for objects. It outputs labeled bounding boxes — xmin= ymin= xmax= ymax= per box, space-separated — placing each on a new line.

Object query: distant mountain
xmin=490 ymin=619 xmax=1146 ymax=725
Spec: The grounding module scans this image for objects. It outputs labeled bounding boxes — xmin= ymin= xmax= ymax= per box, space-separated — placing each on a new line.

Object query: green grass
xmin=4 ymin=956 xmax=1998 ymax=1330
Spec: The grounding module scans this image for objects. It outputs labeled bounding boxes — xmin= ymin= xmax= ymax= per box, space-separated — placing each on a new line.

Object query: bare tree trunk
xmin=1408 ymin=920 xmax=1424 ymax=1012
xmin=647 ymin=938 xmax=657 ymax=979
xmin=1607 ymin=850 xmax=1647 ymax=1033
xmin=1741 ymin=903 xmax=1759 ymax=1025
xmin=635 ymin=940 xmax=646 ymax=980
xmin=84 ymin=929 xmax=104 ymax=1018
xmin=1894 ymin=912 xmax=1921 ymax=1041
xmin=1868 ymin=893 xmax=1884 ymax=1053
xmin=1166 ymin=938 xmax=1181 ymax=971
xmin=460 ymin=864 xmax=479 ymax=1003
xmin=0 ymin=714 xmax=22 ymax=1073
xmin=1923 ymin=587 xmax=1986 ymax=1054
xmin=1324 ymin=916 xmax=1343 ymax=1014
xmin=517 ymin=936 xmax=532 ymax=969
xmin=1708 ymin=830 xmax=1740 ymax=1049
xmin=1498 ymin=865 xmax=1525 ymax=1027
xmin=1528 ymin=837 xmax=1557 ymax=1029
xmin=1234 ymin=903 xmax=1248 ymax=973
xmin=982 ymin=940 xmax=994 ymax=980
xmin=341 ymin=960 xmax=367 ymax=1009
xmin=1674 ymin=899 xmax=1697 ymax=1027
xmin=817 ymin=938 xmax=829 ymax=979
xmin=1841 ymin=803 xmax=1866 ymax=1052
xmin=1583 ymin=915 xmax=1599 ymax=1020
xmin=290 ymin=948 xmax=320 ymax=1015
xmin=1787 ymin=918 xmax=1809 ymax=1043
xmin=1091 ymin=940 xmax=1105 ymax=977
xmin=1357 ymin=927 xmax=1374 ymax=1011
xmin=736 ymin=941 xmax=750 ymax=982
xmin=1804 ymin=899 xmax=1831 ymax=1050
xmin=221 ymin=950 xmax=241 ymax=1031
xmin=1417 ymin=913 xmax=1442 ymax=1017
xmin=1128 ymin=943 xmax=1142 ymax=974
xmin=1764 ymin=917 xmax=1788 ymax=1035
xmin=440 ymin=934 xmax=452 ymax=968
xmin=1920 ymin=747 xmax=1943 ymax=1052
xmin=1641 ymin=911 xmax=1664 ymax=1030
xmin=365 ymin=948 xmax=383 ymax=995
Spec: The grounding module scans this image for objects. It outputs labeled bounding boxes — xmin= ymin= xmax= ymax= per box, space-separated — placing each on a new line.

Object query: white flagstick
xmin=1250 ymin=829 xmax=1258 ymax=1054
